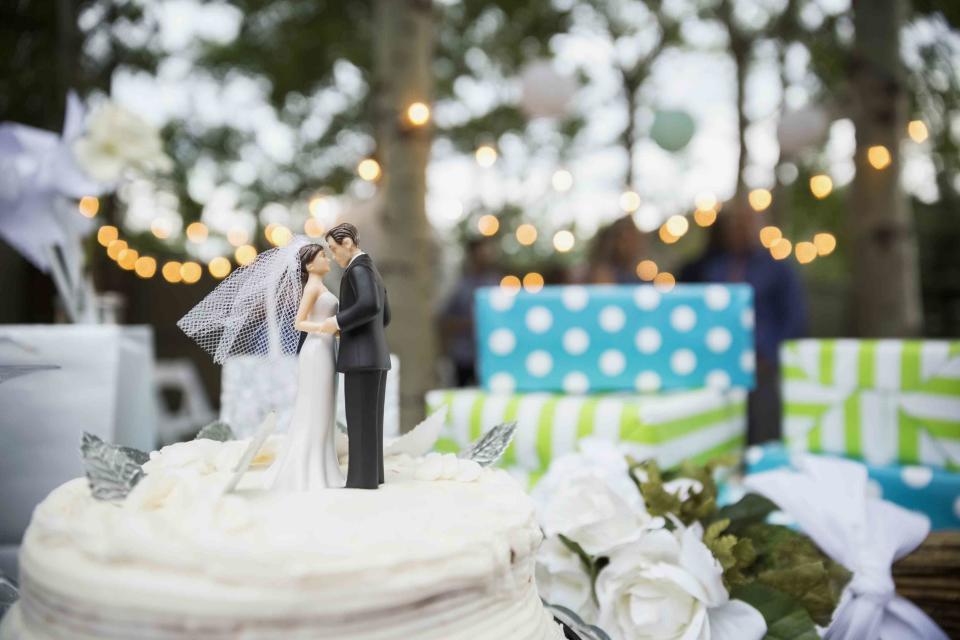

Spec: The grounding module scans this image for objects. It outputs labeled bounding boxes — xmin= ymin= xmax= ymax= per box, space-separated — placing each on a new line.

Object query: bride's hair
xmin=299 ymin=243 xmax=324 ymax=287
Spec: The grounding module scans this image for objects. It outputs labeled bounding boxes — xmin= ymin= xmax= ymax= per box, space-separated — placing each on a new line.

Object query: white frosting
xmin=6 ymin=438 xmax=563 ymax=640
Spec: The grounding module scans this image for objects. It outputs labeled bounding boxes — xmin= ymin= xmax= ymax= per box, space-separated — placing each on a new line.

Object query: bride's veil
xmin=177 ymin=234 xmax=315 ymax=364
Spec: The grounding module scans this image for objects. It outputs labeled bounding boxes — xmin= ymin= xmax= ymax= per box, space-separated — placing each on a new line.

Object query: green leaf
xmin=731 ymin=582 xmax=820 ymax=640
xmin=710 ymin=493 xmax=778 ymax=535
xmin=629 ymin=458 xmax=719 ymax=525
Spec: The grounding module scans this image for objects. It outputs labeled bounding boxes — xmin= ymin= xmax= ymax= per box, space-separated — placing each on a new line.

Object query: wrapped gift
xmin=475 ymin=283 xmax=755 ymax=394
xmin=782 ymin=339 xmax=960 ymax=469
xmin=426 ymin=386 xmax=747 ymax=487
xmin=745 ymin=443 xmax=960 ymax=531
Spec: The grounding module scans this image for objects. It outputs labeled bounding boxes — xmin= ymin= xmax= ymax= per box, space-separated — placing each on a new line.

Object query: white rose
xmin=536 ymin=535 xmax=599 ymax=624
xmin=533 ymin=437 xmax=644 ymax=512
xmin=596 ymin=524 xmax=766 ymax=640
xmin=540 ymin=474 xmax=662 ymax=556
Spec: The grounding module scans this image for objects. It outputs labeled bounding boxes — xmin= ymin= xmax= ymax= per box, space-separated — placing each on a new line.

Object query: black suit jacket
xmin=335 ymin=253 xmax=391 ymax=372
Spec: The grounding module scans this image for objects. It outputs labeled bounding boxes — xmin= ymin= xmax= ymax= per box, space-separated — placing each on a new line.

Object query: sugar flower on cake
xmin=596 ymin=521 xmax=766 ymax=640
xmin=71 ymin=100 xmax=172 ymax=183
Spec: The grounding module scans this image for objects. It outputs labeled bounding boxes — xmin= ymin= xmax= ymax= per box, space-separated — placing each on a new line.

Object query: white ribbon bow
xmin=744 ymin=454 xmax=947 ymax=640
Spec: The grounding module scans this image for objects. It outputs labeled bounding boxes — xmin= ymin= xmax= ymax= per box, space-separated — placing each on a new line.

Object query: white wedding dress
xmin=266 ymin=289 xmax=345 ymax=491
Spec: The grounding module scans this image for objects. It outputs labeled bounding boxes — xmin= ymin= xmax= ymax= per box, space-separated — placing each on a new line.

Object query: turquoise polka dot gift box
xmin=475 ymin=283 xmax=756 ymax=394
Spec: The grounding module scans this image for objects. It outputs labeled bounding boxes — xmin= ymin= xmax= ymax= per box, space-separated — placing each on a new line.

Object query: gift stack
xmin=426 ymin=283 xmax=757 ymax=487
xmin=746 ymin=338 xmax=960 ymax=530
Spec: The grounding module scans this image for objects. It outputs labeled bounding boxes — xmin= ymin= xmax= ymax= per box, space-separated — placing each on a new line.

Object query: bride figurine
xmin=177 ymin=234 xmax=344 ymax=491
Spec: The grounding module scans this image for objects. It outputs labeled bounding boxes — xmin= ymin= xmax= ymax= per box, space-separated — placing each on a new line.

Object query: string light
xmin=516 ymin=224 xmax=537 ymax=246
xmin=406 ymin=102 xmax=431 ymax=126
xmin=117 ymin=248 xmax=139 ymax=271
xmin=695 ymin=192 xmax=717 ymax=211
xmin=477 ymin=215 xmax=499 ymax=236
xmin=78 ymin=196 xmax=99 ymax=218
xmin=748 ymin=189 xmax=772 ymax=212
xmin=475 ymin=145 xmax=497 ymax=167
xmin=658 ymin=224 xmax=679 ymax=244
xmin=358 ymin=158 xmax=381 ymax=181
xmin=810 ymin=174 xmax=833 ymax=199
xmin=665 ymin=215 xmax=689 ymax=237
xmin=235 ymin=245 xmax=257 ymax=266
xmin=186 ymin=222 xmax=208 ymax=243
xmin=553 ymin=230 xmax=575 ymax=252
xmin=523 ymin=272 xmax=544 ymax=293
xmin=208 ymin=257 xmax=232 ymax=279
xmin=500 ymin=275 xmax=521 ymax=293
xmin=619 ymin=190 xmax=641 ymax=213
xmin=694 ymin=208 xmax=717 ymax=227
xmin=227 ymin=228 xmax=249 ymax=247
xmin=770 ymin=238 xmax=793 ymax=260
xmin=814 ymin=232 xmax=837 ymax=256
xmin=653 ymin=272 xmax=675 ymax=291
xmin=269 ymin=225 xmax=293 ymax=247
xmin=304 ymin=218 xmax=325 ymax=238
xmin=151 ymin=218 xmax=172 ymax=240
xmin=134 ymin=256 xmax=157 ymax=279
xmin=759 ymin=226 xmax=782 ymax=248
xmin=636 ymin=260 xmax=657 ymax=281
xmin=795 ymin=241 xmax=817 ymax=264
xmin=180 ymin=262 xmax=202 ymax=284
xmin=162 ymin=261 xmax=183 ymax=283
xmin=552 ymin=170 xmax=573 ymax=192
xmin=106 ymin=240 xmax=128 ymax=261
xmin=308 ymin=195 xmax=329 ymax=218
xmin=97 ymin=225 xmax=119 ymax=247
xmin=908 ymin=120 xmax=928 ymax=143
xmin=867 ymin=145 xmax=891 ymax=170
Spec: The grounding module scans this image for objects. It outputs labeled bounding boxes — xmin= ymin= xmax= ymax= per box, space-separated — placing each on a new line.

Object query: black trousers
xmin=747 ymin=357 xmax=781 ymax=445
xmin=344 ymin=369 xmax=387 ymax=489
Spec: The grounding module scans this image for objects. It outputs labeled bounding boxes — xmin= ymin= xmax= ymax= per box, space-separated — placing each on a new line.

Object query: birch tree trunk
xmin=373 ymin=0 xmax=437 ymax=430
xmin=848 ymin=0 xmax=923 ymax=336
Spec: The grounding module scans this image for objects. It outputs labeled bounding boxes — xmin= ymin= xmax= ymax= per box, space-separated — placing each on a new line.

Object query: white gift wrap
xmin=0 ymin=325 xmax=156 ymax=549
xmin=220 ymin=353 xmax=401 ymax=439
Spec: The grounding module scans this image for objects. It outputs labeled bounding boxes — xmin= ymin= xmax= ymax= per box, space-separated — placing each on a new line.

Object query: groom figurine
xmin=317 ymin=223 xmax=391 ymax=489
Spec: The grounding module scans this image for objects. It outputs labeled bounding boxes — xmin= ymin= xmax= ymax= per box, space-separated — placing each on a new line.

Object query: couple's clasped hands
xmin=295 ymin=317 xmax=339 ymax=336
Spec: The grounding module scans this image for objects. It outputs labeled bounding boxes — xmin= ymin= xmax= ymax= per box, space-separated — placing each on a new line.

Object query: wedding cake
xmin=0 ymin=431 xmax=564 ymax=640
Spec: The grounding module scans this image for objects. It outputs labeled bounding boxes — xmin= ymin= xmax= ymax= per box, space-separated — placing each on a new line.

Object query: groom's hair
xmin=325 ymin=222 xmax=359 ymax=248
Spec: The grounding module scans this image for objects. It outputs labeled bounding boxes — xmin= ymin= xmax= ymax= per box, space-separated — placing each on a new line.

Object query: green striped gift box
xmin=781 ymin=339 xmax=960 ymax=470
xmin=425 ymin=386 xmax=747 ymax=488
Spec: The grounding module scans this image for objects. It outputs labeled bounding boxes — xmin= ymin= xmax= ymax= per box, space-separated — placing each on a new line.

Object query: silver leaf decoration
xmin=542 ymin=601 xmax=612 ymax=640
xmin=80 ymin=432 xmax=145 ymax=501
xmin=195 ymin=420 xmax=235 ymax=442
xmin=459 ymin=421 xmax=517 ymax=467
xmin=0 ymin=574 xmax=18 ymax=620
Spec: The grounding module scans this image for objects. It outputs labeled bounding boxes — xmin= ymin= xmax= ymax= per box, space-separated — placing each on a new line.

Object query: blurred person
xmin=679 ymin=200 xmax=808 ymax=444
xmin=587 ymin=215 xmax=647 ymax=283
xmin=438 ymin=236 xmax=502 ymax=386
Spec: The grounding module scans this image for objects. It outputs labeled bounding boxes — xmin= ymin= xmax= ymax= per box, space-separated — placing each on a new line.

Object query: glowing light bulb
xmin=500 ymin=275 xmax=521 ymax=293
xmin=107 ymin=240 xmax=128 ymax=261
xmin=180 ymin=261 xmax=202 ymax=284
xmin=552 ymin=230 xmax=575 ymax=252
xmin=151 ymin=218 xmax=172 ymax=239
xmin=695 ymin=192 xmax=717 ymax=211
xmin=523 ymin=272 xmax=544 ymax=293
xmin=759 ymin=226 xmax=782 ymax=248
xmin=867 ymin=145 xmax=891 ymax=170
xmin=235 ymin=245 xmax=257 ymax=266
xmin=358 ymin=158 xmax=381 ymax=181
xmin=814 ymin=232 xmax=837 ymax=256
xmin=406 ymin=102 xmax=431 ymax=126
xmin=665 ymin=215 xmax=689 ymax=237
xmin=636 ymin=260 xmax=657 ymax=281
xmin=304 ymin=218 xmax=325 ymax=238
xmin=475 ymin=145 xmax=497 ymax=167
xmin=619 ymin=190 xmax=641 ymax=213
xmin=810 ymin=174 xmax=833 ymax=199
xmin=78 ymin=196 xmax=99 ymax=218
xmin=908 ymin=120 xmax=928 ymax=143
xmin=795 ymin=241 xmax=817 ymax=264
xmin=516 ymin=224 xmax=537 ymax=246
xmin=770 ymin=238 xmax=793 ymax=260
xmin=134 ymin=256 xmax=157 ymax=279
xmin=653 ymin=272 xmax=675 ymax=291
xmin=97 ymin=225 xmax=119 ymax=247
xmin=208 ymin=257 xmax=232 ymax=279
xmin=748 ymin=189 xmax=772 ymax=212
xmin=477 ymin=215 xmax=499 ymax=236
xmin=162 ymin=261 xmax=183 ymax=283
xmin=694 ymin=208 xmax=717 ymax=227
xmin=227 ymin=228 xmax=249 ymax=247
xmin=658 ymin=225 xmax=679 ymax=245
xmin=117 ymin=248 xmax=139 ymax=270
xmin=186 ymin=222 xmax=208 ymax=243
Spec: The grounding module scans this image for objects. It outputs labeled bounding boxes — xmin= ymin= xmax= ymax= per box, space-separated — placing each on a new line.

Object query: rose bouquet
xmin=532 ymin=439 xmax=850 ymax=640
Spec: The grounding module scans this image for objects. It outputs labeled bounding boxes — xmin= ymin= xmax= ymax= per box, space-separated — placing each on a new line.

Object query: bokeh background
xmin=2 ymin=0 xmax=959 ymax=438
